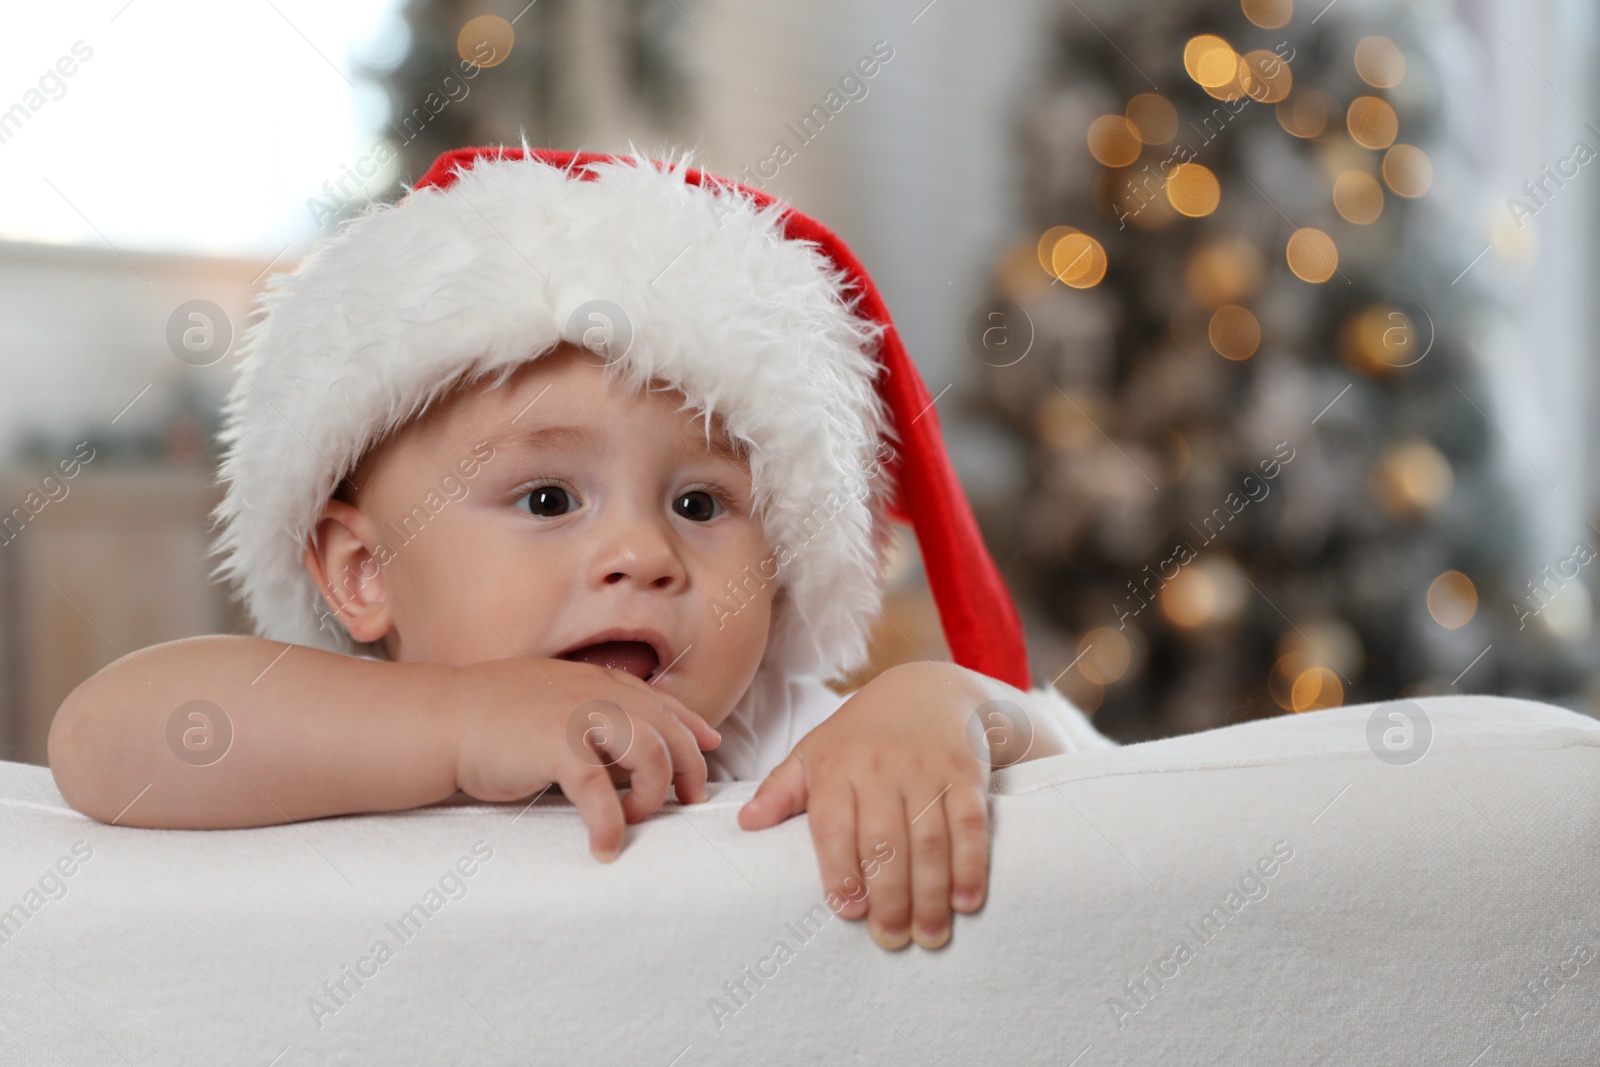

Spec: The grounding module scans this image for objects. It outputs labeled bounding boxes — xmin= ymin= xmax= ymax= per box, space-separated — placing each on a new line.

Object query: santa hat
xmin=207 ymin=145 xmax=1032 ymax=692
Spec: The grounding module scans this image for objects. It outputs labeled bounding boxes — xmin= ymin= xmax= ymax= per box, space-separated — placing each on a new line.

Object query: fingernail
xmin=595 ymin=846 xmax=620 ymax=864
xmin=913 ymin=924 xmax=951 ymax=950
xmin=953 ymin=890 xmax=983 ymax=910
xmin=870 ymin=924 xmax=910 ymax=950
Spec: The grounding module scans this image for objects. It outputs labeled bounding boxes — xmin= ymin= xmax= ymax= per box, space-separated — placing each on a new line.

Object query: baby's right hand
xmin=450 ymin=657 xmax=721 ymax=862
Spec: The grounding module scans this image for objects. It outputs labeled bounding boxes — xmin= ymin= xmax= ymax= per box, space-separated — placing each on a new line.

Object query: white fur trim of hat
xmin=207 ymin=145 xmax=898 ymax=684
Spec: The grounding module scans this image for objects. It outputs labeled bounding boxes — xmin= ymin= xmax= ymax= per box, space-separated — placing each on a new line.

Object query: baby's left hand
xmin=737 ymin=661 xmax=994 ymax=951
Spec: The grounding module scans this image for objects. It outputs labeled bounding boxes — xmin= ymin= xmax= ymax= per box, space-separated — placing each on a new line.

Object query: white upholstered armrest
xmin=2 ymin=693 xmax=1595 ymax=1064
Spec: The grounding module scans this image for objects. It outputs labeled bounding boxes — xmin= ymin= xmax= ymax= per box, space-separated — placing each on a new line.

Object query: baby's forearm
xmin=48 ymin=635 xmax=461 ymax=829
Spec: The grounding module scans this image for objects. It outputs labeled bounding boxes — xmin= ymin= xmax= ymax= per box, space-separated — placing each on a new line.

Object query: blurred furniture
xmin=0 ymin=460 xmax=237 ymax=766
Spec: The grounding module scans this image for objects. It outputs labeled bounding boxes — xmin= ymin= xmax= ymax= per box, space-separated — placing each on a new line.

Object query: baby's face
xmin=306 ymin=342 xmax=776 ymax=728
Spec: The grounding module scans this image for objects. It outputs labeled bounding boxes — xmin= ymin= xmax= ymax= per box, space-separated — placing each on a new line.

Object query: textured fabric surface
xmin=4 ymin=693 xmax=1596 ymax=1064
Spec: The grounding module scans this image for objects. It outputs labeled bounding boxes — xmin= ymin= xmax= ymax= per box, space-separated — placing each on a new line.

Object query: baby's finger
xmin=806 ymin=772 xmax=866 ymax=920
xmin=558 ymin=761 xmax=628 ymax=863
xmin=612 ymin=672 xmax=722 ymax=752
xmin=737 ymin=753 xmax=807 ymax=830
xmin=613 ymin=727 xmax=673 ymax=824
xmin=858 ymin=783 xmax=911 ymax=950
xmin=908 ymin=786 xmax=953 ymax=950
xmin=627 ymin=696 xmax=711 ymax=805
xmin=946 ymin=783 xmax=990 ymax=913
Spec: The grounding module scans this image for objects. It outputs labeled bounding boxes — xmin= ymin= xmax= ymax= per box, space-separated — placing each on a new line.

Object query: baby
xmin=48 ymin=147 xmax=1109 ymax=953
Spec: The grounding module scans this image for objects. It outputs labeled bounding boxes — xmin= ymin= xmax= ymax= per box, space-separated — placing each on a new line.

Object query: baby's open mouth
xmin=558 ymin=641 xmax=662 ymax=682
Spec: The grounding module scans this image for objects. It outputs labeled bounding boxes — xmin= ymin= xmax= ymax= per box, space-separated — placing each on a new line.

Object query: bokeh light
xmin=1184 ymin=35 xmax=1239 ymax=88
xmin=1354 ymin=36 xmax=1406 ymax=88
xmin=1339 ymin=305 xmax=1420 ymax=375
xmin=1427 ymin=570 xmax=1478 ymax=629
xmin=1036 ymin=225 xmax=1079 ymax=275
xmin=458 ymin=15 xmax=514 ymax=67
xmin=1277 ymin=91 xmax=1331 ymax=138
xmin=1241 ymin=50 xmax=1293 ymax=103
xmin=1114 ymin=175 xmax=1179 ymax=229
xmin=1159 ymin=558 xmax=1248 ymax=629
xmin=1077 ymin=627 xmax=1133 ymax=685
xmin=1208 ymin=305 xmax=1261 ymax=360
xmin=1347 ymin=96 xmax=1399 ymax=150
xmin=1333 ymin=170 xmax=1385 ymax=224
xmin=1281 ymin=618 xmax=1365 ymax=679
xmin=1371 ymin=440 xmax=1454 ymax=517
xmin=1383 ymin=144 xmax=1434 ymax=197
xmin=1125 ymin=94 xmax=1179 ymax=144
xmin=1088 ymin=114 xmax=1142 ymax=167
xmin=1286 ymin=228 xmax=1339 ymax=282
xmin=1166 ymin=163 xmax=1221 ymax=216
xmin=1290 ymin=667 xmax=1344 ymax=711
xmin=1052 ymin=232 xmax=1109 ymax=287
xmin=1241 ymin=0 xmax=1293 ymax=29
xmin=1204 ymin=57 xmax=1251 ymax=102
xmin=1186 ymin=237 xmax=1266 ymax=306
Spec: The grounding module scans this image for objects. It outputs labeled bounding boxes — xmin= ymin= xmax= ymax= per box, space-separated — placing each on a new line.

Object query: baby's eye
xmin=673 ymin=490 xmax=722 ymax=522
xmin=517 ymin=484 xmax=576 ymax=517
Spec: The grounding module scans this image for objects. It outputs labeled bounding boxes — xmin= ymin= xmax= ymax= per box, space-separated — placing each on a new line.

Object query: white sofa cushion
xmin=2 ymin=692 xmax=1595 ymax=1064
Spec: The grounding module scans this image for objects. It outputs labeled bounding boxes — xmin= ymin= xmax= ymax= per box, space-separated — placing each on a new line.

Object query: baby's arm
xmin=48 ymin=635 xmax=719 ymax=857
xmin=49 ymin=635 xmax=464 ymax=828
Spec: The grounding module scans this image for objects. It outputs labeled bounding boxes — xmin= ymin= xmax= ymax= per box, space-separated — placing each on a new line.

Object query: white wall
xmin=0 ymin=241 xmax=269 ymax=461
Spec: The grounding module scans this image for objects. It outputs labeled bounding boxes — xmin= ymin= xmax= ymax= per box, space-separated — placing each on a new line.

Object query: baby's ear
xmin=301 ymin=499 xmax=394 ymax=644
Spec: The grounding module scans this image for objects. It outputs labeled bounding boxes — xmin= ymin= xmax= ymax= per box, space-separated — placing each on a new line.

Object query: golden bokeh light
xmin=1286 ymin=228 xmax=1339 ymax=283
xmin=1269 ymin=652 xmax=1308 ymax=710
xmin=1241 ymin=0 xmax=1293 ymax=29
xmin=1114 ymin=175 xmax=1179 ymax=229
xmin=1186 ymin=237 xmax=1266 ymax=306
xmin=1383 ymin=144 xmax=1434 ymax=197
xmin=1241 ymin=50 xmax=1293 ymax=103
xmin=458 ymin=14 xmax=514 ymax=67
xmin=1428 ymin=571 xmax=1478 ymax=629
xmin=1159 ymin=558 xmax=1247 ymax=629
xmin=1333 ymin=170 xmax=1385 ymax=224
xmin=1204 ymin=57 xmax=1251 ymax=102
xmin=1347 ymin=96 xmax=1399 ymax=150
xmin=1371 ymin=440 xmax=1454 ymax=517
xmin=1354 ymin=36 xmax=1406 ymax=88
xmin=1036 ymin=225 xmax=1079 ymax=275
xmin=1277 ymin=91 xmax=1331 ymax=138
xmin=1184 ymin=35 xmax=1239 ymax=88
xmin=1280 ymin=618 xmax=1365 ymax=679
xmin=997 ymin=240 xmax=1052 ymax=302
xmin=1290 ymin=666 xmax=1344 ymax=712
xmin=1052 ymin=232 xmax=1109 ymax=288
xmin=1088 ymin=114 xmax=1142 ymax=167
xmin=1077 ymin=627 xmax=1133 ymax=685
xmin=1339 ymin=305 xmax=1420 ymax=376
xmin=1126 ymin=93 xmax=1179 ymax=144
xmin=1166 ymin=163 xmax=1222 ymax=217
xmin=1208 ymin=305 xmax=1261 ymax=360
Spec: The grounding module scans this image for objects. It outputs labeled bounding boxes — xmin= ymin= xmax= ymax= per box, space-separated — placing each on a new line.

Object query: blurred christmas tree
xmin=973 ymin=0 xmax=1597 ymax=741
